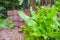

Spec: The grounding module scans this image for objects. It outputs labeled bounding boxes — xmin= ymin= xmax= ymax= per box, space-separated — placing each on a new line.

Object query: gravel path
xmin=0 ymin=27 xmax=24 ymax=40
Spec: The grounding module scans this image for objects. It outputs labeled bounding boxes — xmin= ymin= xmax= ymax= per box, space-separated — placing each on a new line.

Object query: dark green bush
xmin=0 ymin=0 xmax=22 ymax=18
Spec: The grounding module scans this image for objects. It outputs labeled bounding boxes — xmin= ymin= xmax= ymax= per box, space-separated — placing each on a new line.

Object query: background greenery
xmin=0 ymin=0 xmax=22 ymax=18
xmin=0 ymin=0 xmax=60 ymax=18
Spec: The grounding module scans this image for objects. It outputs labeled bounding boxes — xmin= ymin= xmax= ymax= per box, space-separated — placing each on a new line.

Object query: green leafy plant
xmin=54 ymin=0 xmax=60 ymax=12
xmin=0 ymin=18 xmax=14 ymax=30
xmin=18 ymin=5 xmax=60 ymax=40
xmin=0 ymin=0 xmax=22 ymax=18
xmin=0 ymin=6 xmax=6 ymax=18
xmin=18 ymin=0 xmax=23 ymax=5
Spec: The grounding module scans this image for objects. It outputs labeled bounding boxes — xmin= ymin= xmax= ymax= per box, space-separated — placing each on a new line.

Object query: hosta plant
xmin=18 ymin=6 xmax=60 ymax=40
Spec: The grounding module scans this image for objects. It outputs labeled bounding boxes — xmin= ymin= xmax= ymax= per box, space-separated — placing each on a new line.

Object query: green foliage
xmin=0 ymin=0 xmax=22 ymax=18
xmin=0 ymin=18 xmax=14 ymax=30
xmin=0 ymin=6 xmax=6 ymax=18
xmin=54 ymin=0 xmax=60 ymax=12
xmin=0 ymin=6 xmax=5 ymax=11
xmin=36 ymin=0 xmax=42 ymax=3
xmin=18 ymin=6 xmax=60 ymax=40
xmin=0 ymin=0 xmax=21 ymax=10
xmin=18 ymin=0 xmax=23 ymax=5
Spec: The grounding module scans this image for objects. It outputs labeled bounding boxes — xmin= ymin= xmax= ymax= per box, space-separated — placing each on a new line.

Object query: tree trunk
xmin=30 ymin=0 xmax=36 ymax=11
xmin=40 ymin=0 xmax=54 ymax=6
xmin=22 ymin=0 xmax=28 ymax=10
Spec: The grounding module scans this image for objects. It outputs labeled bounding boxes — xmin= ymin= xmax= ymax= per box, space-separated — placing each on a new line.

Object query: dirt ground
xmin=0 ymin=27 xmax=24 ymax=40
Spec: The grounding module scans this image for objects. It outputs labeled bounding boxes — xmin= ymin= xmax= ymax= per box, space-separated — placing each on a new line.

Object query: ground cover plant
xmin=0 ymin=18 xmax=14 ymax=30
xmin=18 ymin=5 xmax=60 ymax=40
